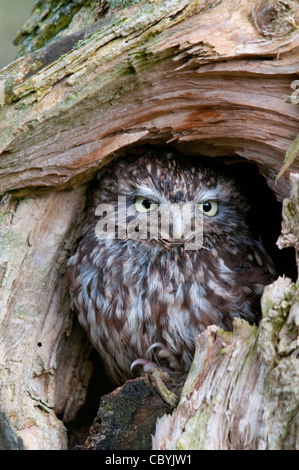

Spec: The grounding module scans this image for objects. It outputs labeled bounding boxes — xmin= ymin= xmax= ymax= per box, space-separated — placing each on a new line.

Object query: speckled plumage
xmin=67 ymin=149 xmax=276 ymax=384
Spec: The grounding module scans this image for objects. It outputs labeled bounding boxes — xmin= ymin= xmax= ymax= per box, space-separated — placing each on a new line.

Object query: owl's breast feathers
xmin=67 ymin=233 xmax=275 ymax=384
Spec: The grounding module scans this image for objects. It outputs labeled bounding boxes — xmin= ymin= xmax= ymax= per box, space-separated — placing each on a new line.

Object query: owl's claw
xmin=130 ymin=344 xmax=170 ymax=373
xmin=147 ymin=342 xmax=181 ymax=370
xmin=130 ymin=358 xmax=158 ymax=373
xmin=131 ymin=342 xmax=181 ymax=376
xmin=147 ymin=342 xmax=170 ymax=358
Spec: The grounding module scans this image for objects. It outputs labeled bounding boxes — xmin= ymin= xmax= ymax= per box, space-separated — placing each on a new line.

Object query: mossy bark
xmin=0 ymin=0 xmax=298 ymax=450
xmin=0 ymin=0 xmax=298 ymax=198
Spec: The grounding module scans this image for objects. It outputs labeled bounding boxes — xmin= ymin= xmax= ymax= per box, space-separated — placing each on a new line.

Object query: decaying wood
xmin=0 ymin=0 xmax=298 ymax=199
xmin=277 ymin=173 xmax=299 ymax=271
xmin=153 ymin=279 xmax=299 ymax=450
xmin=0 ymin=0 xmax=298 ymax=450
xmin=76 ymin=370 xmax=183 ymax=450
xmin=0 ymin=187 xmax=94 ymax=449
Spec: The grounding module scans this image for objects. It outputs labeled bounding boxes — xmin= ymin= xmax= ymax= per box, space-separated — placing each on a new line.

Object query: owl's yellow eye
xmin=199 ymin=201 xmax=218 ymax=216
xmin=135 ymin=196 xmax=158 ymax=213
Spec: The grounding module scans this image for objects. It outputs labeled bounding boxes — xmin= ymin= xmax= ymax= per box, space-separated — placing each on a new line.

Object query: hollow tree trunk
xmin=0 ymin=0 xmax=298 ymax=450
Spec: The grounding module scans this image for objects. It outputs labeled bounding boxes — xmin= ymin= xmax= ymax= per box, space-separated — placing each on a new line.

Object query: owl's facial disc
xmin=132 ymin=197 xmax=205 ymax=248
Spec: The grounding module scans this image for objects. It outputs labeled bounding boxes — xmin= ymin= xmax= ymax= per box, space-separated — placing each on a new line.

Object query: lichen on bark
xmin=14 ymin=0 xmax=99 ymax=57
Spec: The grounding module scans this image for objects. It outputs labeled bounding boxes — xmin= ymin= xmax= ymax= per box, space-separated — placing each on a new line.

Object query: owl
xmin=67 ymin=149 xmax=276 ymax=384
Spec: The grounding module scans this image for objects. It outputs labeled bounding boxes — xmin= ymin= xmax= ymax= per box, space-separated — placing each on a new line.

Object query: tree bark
xmin=0 ymin=0 xmax=298 ymax=450
xmin=0 ymin=0 xmax=298 ymax=199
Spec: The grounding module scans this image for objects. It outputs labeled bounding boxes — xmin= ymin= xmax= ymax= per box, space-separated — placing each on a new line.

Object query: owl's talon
xmin=147 ymin=342 xmax=177 ymax=362
xmin=130 ymin=358 xmax=158 ymax=373
xmin=147 ymin=342 xmax=169 ymax=358
xmin=147 ymin=342 xmax=182 ymax=372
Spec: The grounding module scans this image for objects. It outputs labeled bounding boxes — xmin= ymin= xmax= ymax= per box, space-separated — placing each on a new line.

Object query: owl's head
xmin=93 ymin=149 xmax=250 ymax=250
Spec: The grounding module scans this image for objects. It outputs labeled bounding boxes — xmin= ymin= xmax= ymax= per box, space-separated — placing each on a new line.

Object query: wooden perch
xmin=76 ymin=370 xmax=183 ymax=450
xmin=0 ymin=0 xmax=298 ymax=450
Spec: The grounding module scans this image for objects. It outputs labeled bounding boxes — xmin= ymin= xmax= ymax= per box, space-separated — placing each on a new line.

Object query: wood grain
xmin=0 ymin=0 xmax=298 ymax=198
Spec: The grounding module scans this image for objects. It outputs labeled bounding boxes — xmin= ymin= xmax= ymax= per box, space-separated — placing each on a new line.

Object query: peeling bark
xmin=0 ymin=0 xmax=298 ymax=198
xmin=0 ymin=0 xmax=298 ymax=450
xmin=0 ymin=188 xmax=93 ymax=449
xmin=277 ymin=173 xmax=299 ymax=272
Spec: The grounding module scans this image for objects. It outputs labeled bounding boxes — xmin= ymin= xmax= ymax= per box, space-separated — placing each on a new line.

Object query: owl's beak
xmin=160 ymin=204 xmax=203 ymax=249
xmin=172 ymin=213 xmax=184 ymax=240
xmin=160 ymin=204 xmax=198 ymax=246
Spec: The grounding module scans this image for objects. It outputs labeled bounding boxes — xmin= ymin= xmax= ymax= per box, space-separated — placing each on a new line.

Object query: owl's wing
xmin=219 ymin=238 xmax=277 ymax=324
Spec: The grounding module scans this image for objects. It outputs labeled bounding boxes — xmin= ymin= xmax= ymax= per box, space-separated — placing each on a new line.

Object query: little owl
xmin=67 ymin=149 xmax=276 ymax=384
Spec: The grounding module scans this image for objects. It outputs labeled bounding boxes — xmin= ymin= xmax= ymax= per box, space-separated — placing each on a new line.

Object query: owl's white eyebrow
xmin=133 ymin=184 xmax=165 ymax=202
xmin=193 ymin=187 xmax=226 ymax=203
xmin=132 ymin=184 xmax=230 ymax=204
